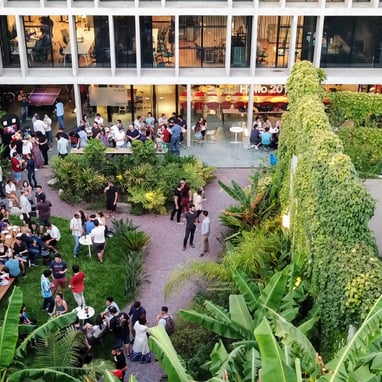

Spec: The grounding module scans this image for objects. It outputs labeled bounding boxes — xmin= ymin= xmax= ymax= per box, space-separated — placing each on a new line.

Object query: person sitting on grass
xmin=19 ymin=304 xmax=37 ymax=325
xmin=52 ymin=292 xmax=68 ymax=317
xmin=43 ymin=223 xmax=61 ymax=253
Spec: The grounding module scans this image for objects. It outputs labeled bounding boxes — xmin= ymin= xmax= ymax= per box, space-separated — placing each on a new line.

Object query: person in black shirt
xmin=170 ymin=183 xmax=183 ymax=224
xmin=182 ymin=203 xmax=197 ymax=251
xmin=111 ymin=347 xmax=128 ymax=380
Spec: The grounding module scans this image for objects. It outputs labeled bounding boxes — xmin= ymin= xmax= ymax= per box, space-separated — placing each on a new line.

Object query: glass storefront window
xmin=321 ymin=16 xmax=382 ymax=68
xmin=0 ymin=16 xmax=20 ymax=68
xmin=114 ymin=16 xmax=136 ymax=68
xmin=179 ymin=16 xmax=226 ymax=68
xmin=296 ymin=16 xmax=316 ymax=63
xmin=231 ymin=16 xmax=252 ymax=67
xmin=140 ymin=16 xmax=175 ymax=68
xmin=257 ymin=16 xmax=292 ymax=68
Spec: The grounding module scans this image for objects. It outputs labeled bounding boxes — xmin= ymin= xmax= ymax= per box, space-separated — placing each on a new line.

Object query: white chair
xmin=118 ymin=105 xmax=127 ymax=114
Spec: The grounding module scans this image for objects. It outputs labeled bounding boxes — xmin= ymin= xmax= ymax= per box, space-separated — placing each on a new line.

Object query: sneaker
xmin=47 ymin=312 xmax=53 ymax=317
xmin=190 ymin=244 xmax=195 ymax=248
xmin=254 ymin=146 xmax=259 ymax=150
xmin=200 ymin=253 xmax=204 ymax=257
xmin=182 ymin=247 xmax=186 ymax=251
xmin=74 ymin=255 xmax=78 ymax=258
xmin=176 ymin=222 xmax=184 ymax=225
xmin=31 ymin=263 xmax=39 ymax=267
xmin=22 ymin=273 xmax=27 ymax=278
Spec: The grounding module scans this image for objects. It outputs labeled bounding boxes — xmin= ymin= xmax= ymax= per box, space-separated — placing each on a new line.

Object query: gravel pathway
xmin=36 ymin=166 xmax=252 ymax=381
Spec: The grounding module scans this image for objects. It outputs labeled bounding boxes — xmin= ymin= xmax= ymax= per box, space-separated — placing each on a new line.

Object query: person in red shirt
xmin=11 ymin=152 xmax=23 ymax=189
xmin=68 ymin=264 xmax=86 ymax=308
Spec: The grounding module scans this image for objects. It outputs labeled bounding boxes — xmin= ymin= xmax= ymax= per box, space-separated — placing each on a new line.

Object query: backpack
xmin=164 ymin=315 xmax=175 ymax=335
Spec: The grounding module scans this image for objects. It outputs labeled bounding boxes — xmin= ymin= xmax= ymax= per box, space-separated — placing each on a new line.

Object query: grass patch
xmin=0 ymin=216 xmax=147 ymax=361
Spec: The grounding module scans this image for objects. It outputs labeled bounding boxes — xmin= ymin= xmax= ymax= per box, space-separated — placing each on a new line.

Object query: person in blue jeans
xmin=182 ymin=203 xmax=197 ymax=251
xmin=55 ymin=98 xmax=65 ymax=130
xmin=41 ymin=269 xmax=54 ymax=315
xmin=169 ymin=122 xmax=181 ymax=156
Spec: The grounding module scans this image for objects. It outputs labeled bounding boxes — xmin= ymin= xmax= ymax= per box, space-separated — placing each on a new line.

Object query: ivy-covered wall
xmin=278 ymin=61 xmax=382 ymax=358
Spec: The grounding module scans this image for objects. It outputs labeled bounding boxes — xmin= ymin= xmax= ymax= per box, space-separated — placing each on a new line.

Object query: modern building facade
xmin=0 ymin=1 xmax=381 ymax=136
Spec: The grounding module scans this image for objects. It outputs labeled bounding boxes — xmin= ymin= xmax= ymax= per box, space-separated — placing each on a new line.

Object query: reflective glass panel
xmin=231 ymin=16 xmax=252 ymax=67
xmin=0 ymin=16 xmax=20 ymax=68
xmin=114 ymin=16 xmax=136 ymax=68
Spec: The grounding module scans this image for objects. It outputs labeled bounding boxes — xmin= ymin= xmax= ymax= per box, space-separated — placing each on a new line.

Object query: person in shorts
xmin=90 ymin=219 xmax=105 ymax=263
xmin=50 ymin=253 xmax=68 ymax=295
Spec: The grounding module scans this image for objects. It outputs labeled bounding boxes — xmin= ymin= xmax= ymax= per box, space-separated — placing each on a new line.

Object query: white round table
xmin=229 ymin=125 xmax=244 ymax=143
xmin=75 ymin=306 xmax=95 ymax=321
xmin=79 ymin=235 xmax=92 ymax=258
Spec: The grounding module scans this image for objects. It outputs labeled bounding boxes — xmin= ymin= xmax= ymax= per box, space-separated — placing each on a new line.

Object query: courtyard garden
xmin=3 ymin=61 xmax=382 ymax=381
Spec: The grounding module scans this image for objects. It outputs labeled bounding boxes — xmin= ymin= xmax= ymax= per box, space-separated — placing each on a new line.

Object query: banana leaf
xmin=231 ymin=269 xmax=260 ymax=312
xmin=0 ymin=287 xmax=23 ymax=368
xmin=149 ymin=325 xmax=194 ymax=382
xmin=320 ymin=294 xmax=382 ymax=382
xmin=254 ymin=318 xmax=297 ymax=382
xmin=229 ymin=294 xmax=255 ymax=334
xmin=7 ymin=368 xmax=84 ymax=382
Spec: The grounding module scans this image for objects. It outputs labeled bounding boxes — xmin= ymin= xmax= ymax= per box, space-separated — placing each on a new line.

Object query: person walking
xmin=43 ymin=113 xmax=53 ymax=145
xmin=70 ymin=211 xmax=83 ymax=258
xmin=68 ymin=264 xmax=86 ymax=308
xmin=182 ymin=203 xmax=197 ymax=251
xmin=170 ymin=183 xmax=183 ymax=224
xmin=200 ymin=210 xmax=210 ymax=257
xmin=41 ymin=269 xmax=54 ymax=316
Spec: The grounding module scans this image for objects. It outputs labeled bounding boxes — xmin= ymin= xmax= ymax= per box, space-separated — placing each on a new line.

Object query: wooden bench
xmin=0 ymin=264 xmax=16 ymax=301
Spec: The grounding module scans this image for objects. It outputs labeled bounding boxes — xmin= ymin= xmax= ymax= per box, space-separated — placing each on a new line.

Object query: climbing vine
xmin=277 ymin=61 xmax=382 ymax=358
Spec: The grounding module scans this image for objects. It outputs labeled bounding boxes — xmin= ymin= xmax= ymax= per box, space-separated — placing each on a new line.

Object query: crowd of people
xmin=250 ymin=117 xmax=281 ymax=150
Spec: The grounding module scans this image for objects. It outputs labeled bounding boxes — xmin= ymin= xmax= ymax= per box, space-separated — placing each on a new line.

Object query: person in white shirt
xmin=20 ymin=190 xmax=32 ymax=230
xmin=94 ymin=113 xmax=104 ymax=127
xmin=90 ymin=219 xmax=105 ymax=263
xmin=44 ymin=224 xmax=61 ymax=252
xmin=70 ymin=211 xmax=83 ymax=258
xmin=22 ymin=137 xmax=33 ymax=157
xmin=114 ymin=124 xmax=126 ymax=149
xmin=56 ymin=133 xmax=69 ymax=158
xmin=32 ymin=114 xmax=47 ymax=135
xmin=200 ymin=210 xmax=210 ymax=257
xmin=43 ymin=113 xmax=53 ymax=144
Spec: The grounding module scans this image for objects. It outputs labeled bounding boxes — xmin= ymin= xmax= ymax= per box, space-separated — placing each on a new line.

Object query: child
xmin=111 ymin=348 xmax=128 ymax=381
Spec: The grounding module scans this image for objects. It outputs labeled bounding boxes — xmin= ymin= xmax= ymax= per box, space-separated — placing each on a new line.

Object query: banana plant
xmin=0 ymin=287 xmax=127 ymax=382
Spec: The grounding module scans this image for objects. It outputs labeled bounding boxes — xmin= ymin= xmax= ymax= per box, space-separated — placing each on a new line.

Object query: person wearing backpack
xmin=156 ymin=306 xmax=175 ymax=335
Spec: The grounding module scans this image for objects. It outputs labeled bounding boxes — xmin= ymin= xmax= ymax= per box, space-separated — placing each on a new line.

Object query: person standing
xmin=55 ymin=98 xmax=65 ymax=130
xmin=180 ymin=178 xmax=191 ymax=214
xmin=169 ymin=121 xmax=181 ymax=156
xmin=193 ymin=187 xmax=206 ymax=223
xmin=36 ymin=131 xmax=49 ymax=166
xmin=43 ymin=113 xmax=53 ymax=145
xmin=50 ymin=253 xmax=68 ymax=295
xmin=10 ymin=152 xmax=22 ymax=189
xmin=182 ymin=204 xmax=197 ymax=251
xmin=36 ymin=194 xmax=52 ymax=234
xmin=18 ymin=90 xmax=29 ymax=121
xmin=20 ymin=190 xmax=32 ymax=231
xmin=104 ymin=180 xmax=118 ymax=218
xmin=68 ymin=264 xmax=86 ymax=308
xmin=90 ymin=219 xmax=106 ymax=263
xmin=0 ymin=165 xmax=6 ymax=198
xmin=26 ymin=154 xmax=38 ymax=188
xmin=170 ymin=183 xmax=183 ymax=224
xmin=32 ymin=114 xmax=47 ymax=136
xmin=70 ymin=211 xmax=83 ymax=258
xmin=41 ymin=269 xmax=54 ymax=316
xmin=200 ymin=210 xmax=210 ymax=257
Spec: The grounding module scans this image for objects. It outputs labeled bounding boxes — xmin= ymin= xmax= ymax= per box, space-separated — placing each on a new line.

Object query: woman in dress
xmin=52 ymin=293 xmax=68 ymax=317
xmin=30 ymin=133 xmax=44 ymax=169
xmin=37 ymin=131 xmax=49 ymax=166
xmin=131 ymin=316 xmax=151 ymax=363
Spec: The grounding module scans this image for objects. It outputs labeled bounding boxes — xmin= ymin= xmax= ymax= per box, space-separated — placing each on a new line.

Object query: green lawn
xmin=0 ymin=216 xmax=136 ymax=360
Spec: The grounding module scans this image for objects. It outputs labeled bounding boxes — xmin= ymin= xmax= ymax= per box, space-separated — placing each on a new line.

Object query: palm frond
xmin=15 ymin=311 xmax=77 ymax=360
xmin=218 ymin=180 xmax=249 ymax=206
xmin=164 ymin=261 xmax=230 ymax=298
